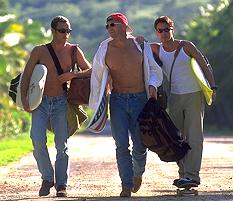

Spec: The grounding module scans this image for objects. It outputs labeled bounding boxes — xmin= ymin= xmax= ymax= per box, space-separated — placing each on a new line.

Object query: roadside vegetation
xmin=0 ymin=132 xmax=54 ymax=166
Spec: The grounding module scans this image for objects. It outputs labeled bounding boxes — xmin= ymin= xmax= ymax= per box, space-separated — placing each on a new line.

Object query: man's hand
xmin=22 ymin=100 xmax=32 ymax=113
xmin=58 ymin=72 xmax=76 ymax=83
xmin=149 ymin=85 xmax=157 ymax=99
xmin=135 ymin=36 xmax=147 ymax=44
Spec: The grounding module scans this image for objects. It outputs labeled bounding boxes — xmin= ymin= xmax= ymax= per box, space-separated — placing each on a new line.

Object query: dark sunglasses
xmin=157 ymin=28 xmax=173 ymax=33
xmin=105 ymin=22 xmax=121 ymax=29
xmin=55 ymin=28 xmax=72 ymax=34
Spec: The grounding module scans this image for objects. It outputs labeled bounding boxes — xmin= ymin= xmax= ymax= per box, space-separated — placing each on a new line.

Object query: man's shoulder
xmin=32 ymin=44 xmax=48 ymax=53
xmin=150 ymin=42 xmax=160 ymax=48
xmin=65 ymin=42 xmax=78 ymax=48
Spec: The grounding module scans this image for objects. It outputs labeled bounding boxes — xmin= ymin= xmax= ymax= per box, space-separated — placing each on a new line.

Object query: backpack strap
xmin=46 ymin=43 xmax=67 ymax=92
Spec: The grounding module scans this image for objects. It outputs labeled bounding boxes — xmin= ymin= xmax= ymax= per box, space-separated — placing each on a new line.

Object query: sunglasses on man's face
xmin=105 ymin=22 xmax=122 ymax=29
xmin=156 ymin=28 xmax=173 ymax=33
xmin=55 ymin=28 xmax=72 ymax=34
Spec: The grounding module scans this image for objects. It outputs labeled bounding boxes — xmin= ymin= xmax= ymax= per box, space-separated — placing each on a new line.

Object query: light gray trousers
xmin=169 ymin=91 xmax=205 ymax=183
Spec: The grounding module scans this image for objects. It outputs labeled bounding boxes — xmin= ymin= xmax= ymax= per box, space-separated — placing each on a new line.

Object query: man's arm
xmin=150 ymin=43 xmax=160 ymax=58
xmin=58 ymin=46 xmax=92 ymax=83
xmin=184 ymin=40 xmax=217 ymax=101
xmin=144 ymin=43 xmax=163 ymax=99
xmin=20 ymin=47 xmax=40 ymax=112
xmin=184 ymin=41 xmax=216 ymax=87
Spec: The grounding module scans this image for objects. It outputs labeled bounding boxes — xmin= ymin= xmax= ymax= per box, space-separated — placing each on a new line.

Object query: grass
xmin=0 ymin=132 xmax=54 ymax=166
xmin=0 ymin=106 xmax=93 ymax=167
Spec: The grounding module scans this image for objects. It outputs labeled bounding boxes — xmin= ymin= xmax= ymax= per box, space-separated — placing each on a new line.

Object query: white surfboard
xmin=87 ymin=91 xmax=108 ymax=133
xmin=87 ymin=70 xmax=109 ymax=133
xmin=16 ymin=64 xmax=47 ymax=110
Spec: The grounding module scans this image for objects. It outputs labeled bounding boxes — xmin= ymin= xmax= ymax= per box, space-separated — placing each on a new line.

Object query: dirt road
xmin=0 ymin=133 xmax=233 ymax=201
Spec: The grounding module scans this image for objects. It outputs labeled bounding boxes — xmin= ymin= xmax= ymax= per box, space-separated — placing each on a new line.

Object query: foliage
xmin=8 ymin=0 xmax=219 ymax=58
xmin=184 ymin=0 xmax=233 ymax=127
xmin=0 ymin=109 xmax=30 ymax=139
xmin=0 ymin=12 xmax=51 ymax=137
xmin=0 ymin=0 xmax=8 ymax=15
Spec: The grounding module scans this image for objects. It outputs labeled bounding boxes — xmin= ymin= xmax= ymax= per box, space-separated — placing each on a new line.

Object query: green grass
xmin=0 ymin=107 xmax=92 ymax=167
xmin=0 ymin=132 xmax=54 ymax=166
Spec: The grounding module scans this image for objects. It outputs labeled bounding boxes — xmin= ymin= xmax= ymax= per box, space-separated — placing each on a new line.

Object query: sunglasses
xmin=157 ymin=28 xmax=173 ymax=33
xmin=105 ymin=22 xmax=122 ymax=29
xmin=55 ymin=28 xmax=72 ymax=34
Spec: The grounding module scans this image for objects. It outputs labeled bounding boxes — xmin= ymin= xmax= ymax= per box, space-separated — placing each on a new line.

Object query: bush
xmin=0 ymin=108 xmax=30 ymax=139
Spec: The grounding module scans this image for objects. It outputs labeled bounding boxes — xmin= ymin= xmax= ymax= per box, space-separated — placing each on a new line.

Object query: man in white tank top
xmin=150 ymin=16 xmax=217 ymax=187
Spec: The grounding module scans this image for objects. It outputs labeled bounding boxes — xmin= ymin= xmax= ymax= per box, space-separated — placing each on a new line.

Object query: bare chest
xmin=38 ymin=47 xmax=72 ymax=74
xmin=105 ymin=45 xmax=142 ymax=70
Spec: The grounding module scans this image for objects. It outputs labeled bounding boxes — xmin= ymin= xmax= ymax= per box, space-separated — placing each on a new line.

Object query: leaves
xmin=184 ymin=0 xmax=233 ymax=127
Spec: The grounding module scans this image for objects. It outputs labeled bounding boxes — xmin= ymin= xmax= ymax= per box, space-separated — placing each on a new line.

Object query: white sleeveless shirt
xmin=159 ymin=45 xmax=200 ymax=94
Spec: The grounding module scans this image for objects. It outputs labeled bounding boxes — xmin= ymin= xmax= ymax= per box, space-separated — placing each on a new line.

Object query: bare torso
xmin=105 ymin=38 xmax=144 ymax=93
xmin=36 ymin=44 xmax=73 ymax=96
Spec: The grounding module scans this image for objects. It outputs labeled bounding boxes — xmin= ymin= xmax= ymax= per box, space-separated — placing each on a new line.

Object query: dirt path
xmin=0 ymin=133 xmax=233 ymax=201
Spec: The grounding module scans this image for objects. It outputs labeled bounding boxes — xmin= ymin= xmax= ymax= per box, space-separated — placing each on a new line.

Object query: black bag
xmin=157 ymin=86 xmax=167 ymax=109
xmin=8 ymin=73 xmax=21 ymax=103
xmin=138 ymin=98 xmax=191 ymax=162
xmin=152 ymin=53 xmax=167 ymax=109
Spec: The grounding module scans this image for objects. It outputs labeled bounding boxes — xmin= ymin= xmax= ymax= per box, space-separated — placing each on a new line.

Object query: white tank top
xmin=159 ymin=45 xmax=201 ymax=94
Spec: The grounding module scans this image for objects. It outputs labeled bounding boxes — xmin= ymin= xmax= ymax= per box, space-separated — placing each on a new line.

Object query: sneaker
xmin=177 ymin=177 xmax=200 ymax=188
xmin=132 ymin=176 xmax=142 ymax=193
xmin=120 ymin=187 xmax=131 ymax=197
xmin=56 ymin=185 xmax=67 ymax=197
xmin=39 ymin=180 xmax=54 ymax=196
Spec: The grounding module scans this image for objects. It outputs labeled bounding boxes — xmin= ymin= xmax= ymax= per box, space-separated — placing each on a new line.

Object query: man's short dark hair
xmin=51 ymin=15 xmax=70 ymax=29
xmin=154 ymin=16 xmax=174 ymax=30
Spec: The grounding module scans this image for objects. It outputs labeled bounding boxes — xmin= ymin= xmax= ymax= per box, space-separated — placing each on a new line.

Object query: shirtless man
xmin=20 ymin=16 xmax=91 ymax=197
xmin=89 ymin=13 xmax=162 ymax=197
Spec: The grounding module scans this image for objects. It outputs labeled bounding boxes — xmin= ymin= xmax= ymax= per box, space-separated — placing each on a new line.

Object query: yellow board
xmin=190 ymin=58 xmax=213 ymax=105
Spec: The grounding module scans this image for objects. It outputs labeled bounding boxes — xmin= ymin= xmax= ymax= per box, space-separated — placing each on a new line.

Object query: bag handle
xmin=46 ymin=43 xmax=67 ymax=92
xmin=168 ymin=40 xmax=185 ymax=92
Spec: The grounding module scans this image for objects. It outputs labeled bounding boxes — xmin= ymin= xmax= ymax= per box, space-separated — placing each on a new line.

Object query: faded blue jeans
xmin=110 ymin=91 xmax=147 ymax=189
xmin=30 ymin=95 xmax=69 ymax=187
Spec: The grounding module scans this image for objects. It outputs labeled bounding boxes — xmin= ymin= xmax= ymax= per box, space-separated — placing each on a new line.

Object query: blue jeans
xmin=30 ymin=95 xmax=69 ymax=187
xmin=110 ymin=91 xmax=147 ymax=189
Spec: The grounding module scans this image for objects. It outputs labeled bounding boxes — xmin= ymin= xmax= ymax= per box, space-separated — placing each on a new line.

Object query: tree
xmin=184 ymin=0 xmax=233 ymax=128
xmin=0 ymin=13 xmax=50 ymax=137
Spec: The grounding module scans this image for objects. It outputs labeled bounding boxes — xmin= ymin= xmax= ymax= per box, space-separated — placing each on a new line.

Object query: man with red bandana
xmin=89 ymin=12 xmax=163 ymax=197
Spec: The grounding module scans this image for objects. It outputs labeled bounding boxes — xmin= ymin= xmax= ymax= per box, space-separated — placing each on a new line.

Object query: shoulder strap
xmin=168 ymin=40 xmax=185 ymax=92
xmin=71 ymin=44 xmax=78 ymax=71
xmin=153 ymin=53 xmax=163 ymax=67
xmin=46 ymin=43 xmax=67 ymax=91
xmin=46 ymin=43 xmax=63 ymax=75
